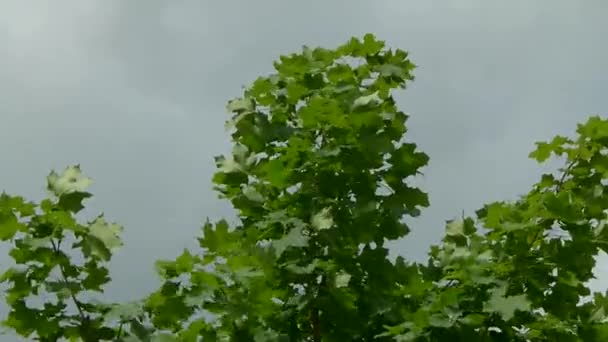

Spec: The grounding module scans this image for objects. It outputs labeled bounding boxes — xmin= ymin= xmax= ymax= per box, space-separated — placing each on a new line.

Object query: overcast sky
xmin=2 ymin=0 xmax=608 ymax=329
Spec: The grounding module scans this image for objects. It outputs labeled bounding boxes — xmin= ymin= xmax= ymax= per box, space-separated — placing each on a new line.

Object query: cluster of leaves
xmin=384 ymin=115 xmax=608 ymax=339
xmin=0 ymin=166 xmax=152 ymax=341
xmin=2 ymin=33 xmax=608 ymax=341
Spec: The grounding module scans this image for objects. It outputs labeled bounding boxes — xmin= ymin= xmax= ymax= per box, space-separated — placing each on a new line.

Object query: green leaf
xmin=445 ymin=219 xmax=464 ymax=236
xmin=388 ymin=143 xmax=429 ymax=178
xmin=216 ymin=155 xmax=244 ymax=173
xmin=352 ymin=91 xmax=382 ymax=109
xmin=226 ymin=97 xmax=255 ymax=113
xmin=529 ymin=142 xmax=552 ymax=162
xmin=103 ymin=302 xmax=144 ymax=323
xmin=88 ymin=215 xmax=123 ymax=251
xmin=0 ymin=193 xmax=36 ymax=217
xmin=577 ymin=115 xmax=608 ymax=140
xmin=46 ymin=165 xmax=92 ymax=196
xmin=21 ymin=236 xmax=52 ymax=250
xmin=477 ymin=201 xmax=510 ymax=228
xmin=151 ymin=333 xmax=179 ymax=342
xmin=260 ymin=158 xmax=290 ymax=188
xmin=377 ymin=64 xmax=407 ymax=78
xmin=483 ymin=285 xmax=531 ymax=321
xmin=335 ymin=270 xmax=351 ymax=288
xmin=428 ymin=313 xmax=453 ymax=328
xmin=311 ymin=207 xmax=333 ymax=231
xmin=0 ymin=211 xmax=26 ymax=241
xmin=589 ymin=306 xmax=606 ymax=323
xmin=80 ymin=215 xmax=123 ymax=260
xmin=175 ymin=249 xmax=195 ymax=273
xmin=243 ymin=185 xmax=264 ymax=202
xmin=272 ymin=225 xmax=309 ymax=257
xmin=543 ymin=191 xmax=581 ymax=222
xmin=82 ymin=261 xmax=110 ymax=291
xmin=460 ymin=313 xmax=486 ymax=326
xmin=57 ymin=191 xmax=92 ymax=213
xmin=198 ymin=219 xmax=239 ymax=253
xmin=528 ymin=135 xmax=569 ymax=162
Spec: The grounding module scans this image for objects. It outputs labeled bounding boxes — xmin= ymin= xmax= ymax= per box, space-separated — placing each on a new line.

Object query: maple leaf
xmin=335 ymin=271 xmax=351 ymax=288
xmin=311 ymin=207 xmax=333 ymax=231
xmin=272 ymin=225 xmax=309 ymax=257
xmin=445 ymin=219 xmax=464 ymax=236
xmin=483 ymin=285 xmax=531 ymax=321
xmin=47 ymin=165 xmax=92 ymax=196
xmin=352 ymin=91 xmax=382 ymax=109
xmin=83 ymin=215 xmax=123 ymax=260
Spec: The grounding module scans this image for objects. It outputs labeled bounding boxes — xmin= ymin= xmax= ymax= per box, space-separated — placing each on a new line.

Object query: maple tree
xmin=2 ymin=33 xmax=608 ymax=341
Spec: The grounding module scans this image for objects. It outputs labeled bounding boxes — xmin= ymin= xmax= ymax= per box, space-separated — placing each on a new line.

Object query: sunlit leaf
xmin=311 ymin=207 xmax=333 ymax=231
xmin=47 ymin=165 xmax=92 ymax=196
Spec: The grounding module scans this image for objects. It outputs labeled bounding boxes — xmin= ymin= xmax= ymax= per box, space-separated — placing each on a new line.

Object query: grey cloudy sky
xmin=2 ymin=0 xmax=608 ymax=327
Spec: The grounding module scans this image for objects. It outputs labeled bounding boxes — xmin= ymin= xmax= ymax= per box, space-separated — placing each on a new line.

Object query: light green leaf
xmin=254 ymin=327 xmax=281 ymax=342
xmin=594 ymin=219 xmax=607 ymax=237
xmin=103 ymin=301 xmax=144 ymax=323
xmin=594 ymin=184 xmax=604 ymax=197
xmin=272 ymin=225 xmax=309 ymax=257
xmin=428 ymin=313 xmax=453 ymax=328
xmin=233 ymin=144 xmax=255 ymax=166
xmin=483 ymin=285 xmax=530 ymax=321
xmin=445 ymin=219 xmax=464 ymax=236
xmin=311 ymin=207 xmax=333 ymax=230
xmin=47 ymin=165 xmax=92 ymax=196
xmin=377 ymin=64 xmax=406 ymax=78
xmin=217 ymin=156 xmax=243 ymax=173
xmin=226 ymin=97 xmax=254 ymax=113
xmin=243 ymin=185 xmax=264 ymax=202
xmin=590 ymin=306 xmax=606 ymax=323
xmin=352 ymin=91 xmax=382 ymax=109
xmin=21 ymin=236 xmax=52 ymax=250
xmin=151 ymin=333 xmax=179 ymax=342
xmin=216 ymin=145 xmax=255 ymax=174
xmin=335 ymin=271 xmax=351 ymax=288
xmin=282 ymin=259 xmax=322 ymax=274
xmin=88 ymin=215 xmax=123 ymax=251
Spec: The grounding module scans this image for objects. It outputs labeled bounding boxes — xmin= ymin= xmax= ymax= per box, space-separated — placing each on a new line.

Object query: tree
xmin=1 ymin=33 xmax=608 ymax=341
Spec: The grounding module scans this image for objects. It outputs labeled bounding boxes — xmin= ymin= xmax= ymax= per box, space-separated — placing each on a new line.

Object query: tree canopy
xmin=2 ymin=33 xmax=608 ymax=341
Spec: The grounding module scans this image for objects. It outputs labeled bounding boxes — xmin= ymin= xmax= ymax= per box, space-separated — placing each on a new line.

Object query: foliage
xmin=2 ymin=34 xmax=608 ymax=341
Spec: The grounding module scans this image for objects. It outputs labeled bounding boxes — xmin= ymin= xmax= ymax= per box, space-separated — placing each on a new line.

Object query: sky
xmin=1 ymin=0 xmax=608 ymax=332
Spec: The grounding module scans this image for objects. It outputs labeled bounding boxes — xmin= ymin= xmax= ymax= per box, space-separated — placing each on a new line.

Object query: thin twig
xmin=555 ymin=157 xmax=578 ymax=192
xmin=50 ymin=239 xmax=87 ymax=322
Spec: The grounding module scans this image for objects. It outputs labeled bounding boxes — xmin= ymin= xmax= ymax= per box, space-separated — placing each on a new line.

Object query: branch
xmin=50 ymin=239 xmax=87 ymax=323
xmin=310 ymin=305 xmax=321 ymax=342
xmin=531 ymin=155 xmax=579 ymax=244
xmin=310 ymin=275 xmax=326 ymax=342
xmin=555 ymin=156 xmax=578 ymax=192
